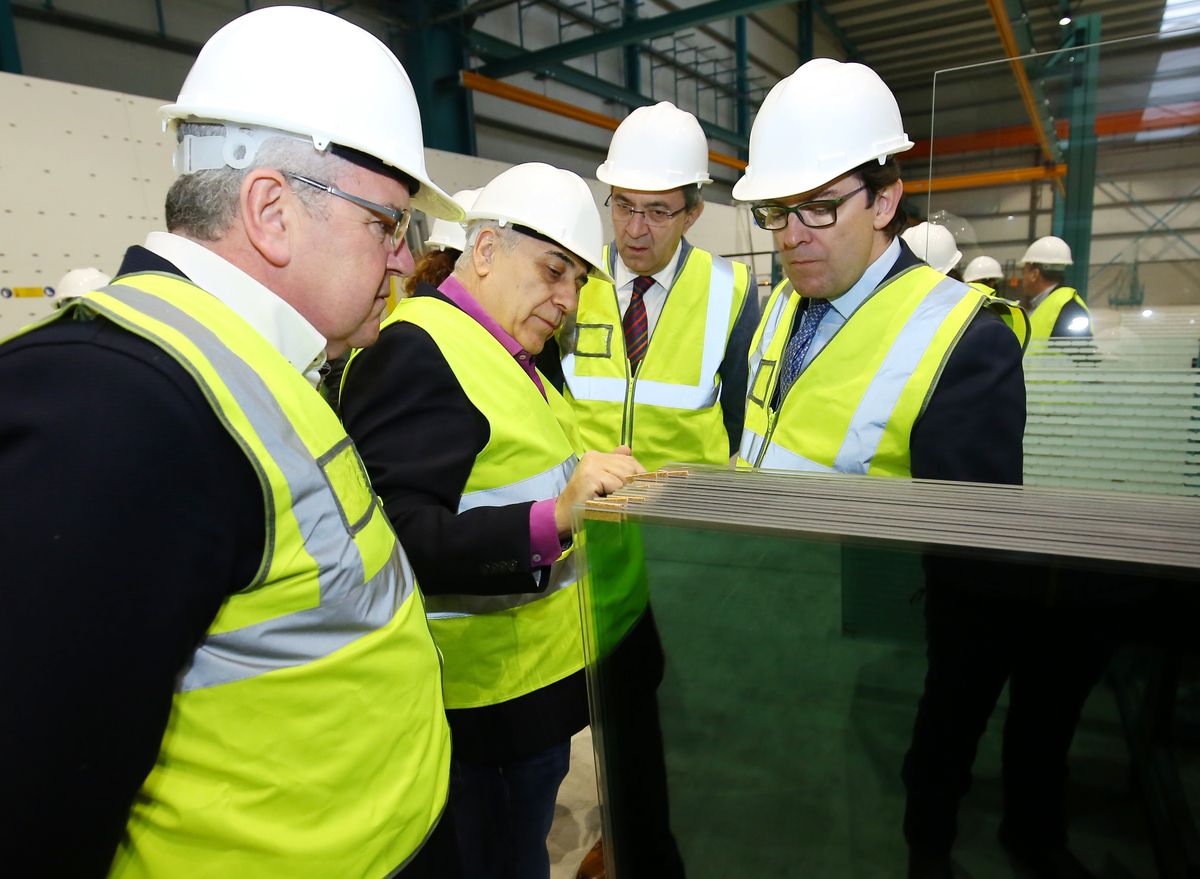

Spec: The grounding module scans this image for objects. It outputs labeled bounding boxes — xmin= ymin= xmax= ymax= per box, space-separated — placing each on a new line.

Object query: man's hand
xmin=554 ymin=446 xmax=645 ymax=536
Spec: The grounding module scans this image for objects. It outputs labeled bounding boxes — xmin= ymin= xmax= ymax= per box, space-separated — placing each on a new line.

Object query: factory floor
xmin=549 ymin=729 xmax=602 ymax=879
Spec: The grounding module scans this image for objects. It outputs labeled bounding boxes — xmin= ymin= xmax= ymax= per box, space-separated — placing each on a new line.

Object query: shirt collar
xmin=142 ymin=232 xmax=327 ymax=382
xmin=438 ymin=273 xmax=529 ymax=360
xmin=827 ymin=236 xmax=902 ymax=319
xmin=1028 ymin=284 xmax=1058 ymax=311
xmin=613 ymin=240 xmax=683 ymax=291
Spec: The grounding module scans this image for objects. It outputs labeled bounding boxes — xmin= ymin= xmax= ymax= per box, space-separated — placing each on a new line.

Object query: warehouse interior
xmin=1 ymin=2 xmax=1198 ymax=878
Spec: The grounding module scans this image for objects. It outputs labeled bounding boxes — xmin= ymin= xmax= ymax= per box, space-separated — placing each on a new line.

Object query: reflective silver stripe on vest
xmin=96 ymin=284 xmax=413 ymax=691
xmin=740 ymin=427 xmax=833 ymax=472
xmin=457 ymin=457 xmax=576 ymax=513
xmin=425 ymin=457 xmax=577 ymax=619
xmin=832 ymin=277 xmax=971 ymax=474
xmin=747 ymin=282 xmax=792 ymax=389
xmin=562 ymin=255 xmax=736 ymax=410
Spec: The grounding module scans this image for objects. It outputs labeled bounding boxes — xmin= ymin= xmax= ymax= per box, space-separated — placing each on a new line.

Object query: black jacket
xmin=0 ymin=247 xmax=265 ymax=875
xmin=339 ymin=284 xmax=588 ymax=764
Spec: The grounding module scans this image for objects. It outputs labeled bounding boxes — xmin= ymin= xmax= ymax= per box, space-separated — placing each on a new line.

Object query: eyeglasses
xmin=287 ymin=173 xmax=410 ymax=250
xmin=605 ymin=194 xmax=687 ymax=228
xmin=750 ymin=184 xmax=868 ymax=231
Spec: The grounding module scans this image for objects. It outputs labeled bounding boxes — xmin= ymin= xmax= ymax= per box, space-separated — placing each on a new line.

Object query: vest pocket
xmin=574 ymin=323 xmax=614 ymax=358
xmin=317 ymin=437 xmax=377 ymax=536
xmin=749 ymin=359 xmax=777 ymax=407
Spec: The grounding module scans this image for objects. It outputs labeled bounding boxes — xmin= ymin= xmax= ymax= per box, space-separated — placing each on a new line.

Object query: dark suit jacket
xmin=339 ymin=284 xmax=588 ymax=764
xmin=860 ymin=240 xmax=1025 ymax=485
xmin=0 ymin=247 xmax=265 ymax=875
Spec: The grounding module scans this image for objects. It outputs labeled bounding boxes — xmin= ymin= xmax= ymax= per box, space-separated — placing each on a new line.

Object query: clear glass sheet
xmin=576 ymin=472 xmax=1199 ymax=878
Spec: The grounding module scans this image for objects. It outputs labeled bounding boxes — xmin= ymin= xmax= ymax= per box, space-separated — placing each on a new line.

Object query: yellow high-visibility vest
xmin=1029 ymin=285 xmax=1089 ymax=339
xmin=969 ymin=282 xmax=1030 ymax=349
xmin=6 ymin=273 xmax=450 ymax=878
xmin=740 ymin=266 xmax=1017 ymax=476
xmin=562 ymin=243 xmax=753 ymax=470
xmin=353 ymin=295 xmax=587 ymax=709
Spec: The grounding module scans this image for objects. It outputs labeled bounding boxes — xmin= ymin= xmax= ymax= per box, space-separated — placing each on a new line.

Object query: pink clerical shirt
xmin=438 ymin=274 xmax=564 ymax=569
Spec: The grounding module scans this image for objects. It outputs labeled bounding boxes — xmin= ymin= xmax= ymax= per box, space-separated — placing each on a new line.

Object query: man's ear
xmin=240 ymin=169 xmax=293 ymax=268
xmin=682 ymin=198 xmax=705 ymax=234
xmin=871 ymin=179 xmax=904 ymax=232
xmin=471 ymin=227 xmax=499 ymax=278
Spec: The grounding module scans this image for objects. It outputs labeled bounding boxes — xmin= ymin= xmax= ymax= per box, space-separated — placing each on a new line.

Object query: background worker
xmin=407 ymin=187 xmax=480 ymax=294
xmin=0 ymin=7 xmax=463 ymax=878
xmin=962 ymin=254 xmax=1005 ymax=294
xmin=901 ymin=221 xmax=963 ymax=276
xmin=52 ymin=266 xmax=111 ymax=308
xmin=1020 ymin=235 xmax=1092 ymax=338
xmin=729 ymin=58 xmax=1115 ymax=879
xmin=541 ymin=100 xmax=759 ymax=472
xmin=339 ymin=162 xmax=643 ymax=879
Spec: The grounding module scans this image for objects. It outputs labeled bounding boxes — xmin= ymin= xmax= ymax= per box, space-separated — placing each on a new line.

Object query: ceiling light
xmin=1059 ymin=15 xmax=1072 ymax=25
xmin=1142 ymin=308 xmax=1154 ymax=317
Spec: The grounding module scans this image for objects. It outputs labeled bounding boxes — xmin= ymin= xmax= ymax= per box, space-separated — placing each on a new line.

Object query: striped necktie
xmin=779 ymin=298 xmax=832 ymax=398
xmin=624 ymin=275 xmax=654 ymax=369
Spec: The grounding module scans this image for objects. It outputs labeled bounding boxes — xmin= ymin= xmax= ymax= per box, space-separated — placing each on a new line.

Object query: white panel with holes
xmin=0 ymin=72 xmax=173 ymax=336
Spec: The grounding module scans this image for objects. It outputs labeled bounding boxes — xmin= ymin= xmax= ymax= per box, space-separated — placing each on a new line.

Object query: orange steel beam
xmin=461 ymin=70 xmax=748 ymax=171
xmin=985 ymin=0 xmax=1060 ymax=168
xmin=907 ymin=101 xmax=1200 ymax=160
xmin=905 ymin=164 xmax=1067 ymax=194
xmin=463 ymin=70 xmax=1071 ymax=195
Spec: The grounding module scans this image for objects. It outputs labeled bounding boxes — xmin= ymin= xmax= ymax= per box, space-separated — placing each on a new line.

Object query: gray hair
xmin=453 ymin=221 xmax=521 ymax=274
xmin=164 ymin=122 xmax=347 ymax=240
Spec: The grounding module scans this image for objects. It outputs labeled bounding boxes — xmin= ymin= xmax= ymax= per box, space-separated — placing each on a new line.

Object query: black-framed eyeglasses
xmin=287 ymin=173 xmax=410 ymax=250
xmin=605 ymin=194 xmax=687 ymax=228
xmin=750 ymin=184 xmax=868 ymax=231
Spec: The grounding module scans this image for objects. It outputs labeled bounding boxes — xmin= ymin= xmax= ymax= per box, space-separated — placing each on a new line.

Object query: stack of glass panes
xmin=576 ymin=468 xmax=1200 ymax=878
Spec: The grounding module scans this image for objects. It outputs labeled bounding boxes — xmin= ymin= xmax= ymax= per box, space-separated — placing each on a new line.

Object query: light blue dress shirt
xmin=797 ymin=237 xmax=902 ymax=373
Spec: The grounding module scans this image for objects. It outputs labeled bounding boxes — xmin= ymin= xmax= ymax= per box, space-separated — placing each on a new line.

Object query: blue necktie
xmin=624 ymin=275 xmax=654 ymax=368
xmin=779 ymin=299 xmax=831 ymax=398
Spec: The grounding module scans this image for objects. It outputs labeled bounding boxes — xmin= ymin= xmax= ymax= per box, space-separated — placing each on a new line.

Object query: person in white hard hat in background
xmin=0 ymin=8 xmax=464 ymax=877
xmin=322 ymin=188 xmax=483 ymax=410
xmin=543 ymin=101 xmax=759 ymax=472
xmin=52 ymin=266 xmax=111 ymax=308
xmin=407 ymin=187 xmax=481 ymax=295
xmin=734 ymin=58 xmax=1116 ymax=879
xmin=1020 ymin=235 xmax=1091 ymax=338
xmin=901 ymin=221 xmax=963 ymax=277
xmin=340 ymin=163 xmax=645 ymax=879
xmin=962 ymin=254 xmax=1005 ymax=295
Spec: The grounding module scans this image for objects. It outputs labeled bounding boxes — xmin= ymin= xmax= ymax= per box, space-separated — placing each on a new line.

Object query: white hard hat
xmin=1021 ymin=235 xmax=1073 ymax=266
xmin=733 ymin=58 xmax=913 ymax=202
xmin=426 ymin=189 xmax=481 ymax=253
xmin=53 ymin=267 xmax=111 ymax=304
xmin=901 ymin=222 xmax=962 ymax=274
xmin=466 ymin=163 xmax=612 ymax=283
xmin=596 ymin=102 xmax=713 ymax=191
xmin=963 ymin=255 xmax=1003 ymax=284
xmin=160 ymin=6 xmax=462 ymax=220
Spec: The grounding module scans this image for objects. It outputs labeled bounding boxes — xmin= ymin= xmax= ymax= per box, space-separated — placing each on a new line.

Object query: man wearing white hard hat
xmin=1020 ymin=235 xmax=1091 ymax=338
xmin=901 ymin=222 xmax=963 ymax=277
xmin=962 ymin=254 xmax=1005 ymax=293
xmin=407 ymin=187 xmax=481 ymax=293
xmin=0 ymin=7 xmax=463 ymax=877
xmin=341 ymin=162 xmax=644 ymax=879
xmin=734 ymin=58 xmax=1104 ymax=879
xmin=544 ymin=101 xmax=759 ymax=472
xmin=52 ymin=266 xmax=111 ymax=308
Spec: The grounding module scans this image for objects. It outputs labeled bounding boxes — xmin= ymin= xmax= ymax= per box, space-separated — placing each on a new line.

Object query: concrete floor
xmin=549 ymin=729 xmax=602 ymax=879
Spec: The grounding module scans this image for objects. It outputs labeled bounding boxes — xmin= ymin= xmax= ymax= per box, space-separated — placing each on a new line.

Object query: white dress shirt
xmin=143 ymin=231 xmax=328 ymax=386
xmin=613 ymin=242 xmax=684 ymax=339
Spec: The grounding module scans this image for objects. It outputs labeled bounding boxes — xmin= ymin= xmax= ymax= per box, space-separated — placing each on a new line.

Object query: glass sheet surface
xmin=578 ymin=503 xmax=1197 ymax=878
